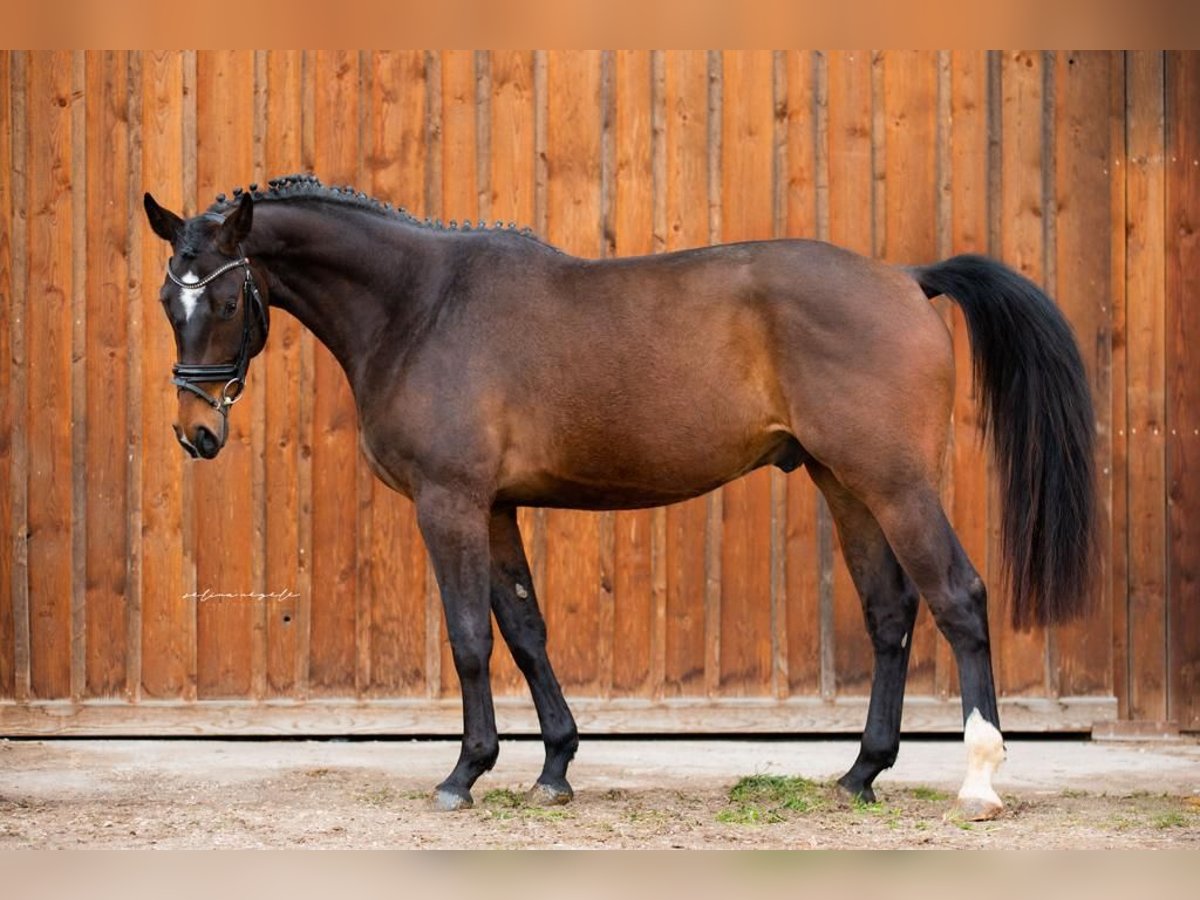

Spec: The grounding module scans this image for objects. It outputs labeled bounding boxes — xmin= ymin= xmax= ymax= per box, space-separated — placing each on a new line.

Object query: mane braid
xmin=204 ymin=173 xmax=555 ymax=250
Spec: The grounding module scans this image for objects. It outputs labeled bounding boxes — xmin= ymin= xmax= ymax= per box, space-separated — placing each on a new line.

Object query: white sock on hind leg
xmin=958 ymin=707 xmax=1005 ymax=810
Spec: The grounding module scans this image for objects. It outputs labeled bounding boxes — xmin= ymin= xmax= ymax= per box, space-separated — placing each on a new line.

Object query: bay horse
xmin=143 ymin=175 xmax=1095 ymax=820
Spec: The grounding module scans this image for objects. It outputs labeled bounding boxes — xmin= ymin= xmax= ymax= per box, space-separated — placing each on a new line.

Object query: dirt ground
xmin=1 ymin=736 xmax=1198 ymax=849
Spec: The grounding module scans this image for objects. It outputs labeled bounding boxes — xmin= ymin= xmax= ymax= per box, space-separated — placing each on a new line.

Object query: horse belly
xmin=497 ymin=397 xmax=798 ymax=511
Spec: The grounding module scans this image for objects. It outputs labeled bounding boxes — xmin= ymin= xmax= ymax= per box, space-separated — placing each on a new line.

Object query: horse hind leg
xmin=809 ymin=463 xmax=920 ymax=802
xmin=866 ymin=484 xmax=1006 ymax=821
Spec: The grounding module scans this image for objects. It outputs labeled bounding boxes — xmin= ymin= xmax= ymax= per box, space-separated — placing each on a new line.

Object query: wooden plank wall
xmin=1 ymin=51 xmax=1198 ymax=735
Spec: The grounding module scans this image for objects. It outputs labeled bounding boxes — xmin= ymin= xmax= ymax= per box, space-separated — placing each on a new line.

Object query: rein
xmin=165 ymin=251 xmax=269 ymax=414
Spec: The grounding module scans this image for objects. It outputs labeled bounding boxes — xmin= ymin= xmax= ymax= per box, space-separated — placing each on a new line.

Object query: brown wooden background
xmin=0 ymin=51 xmax=1196 ymax=736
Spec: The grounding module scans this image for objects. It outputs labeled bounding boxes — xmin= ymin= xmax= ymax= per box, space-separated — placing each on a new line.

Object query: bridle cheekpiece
xmin=165 ymin=249 xmax=269 ymax=414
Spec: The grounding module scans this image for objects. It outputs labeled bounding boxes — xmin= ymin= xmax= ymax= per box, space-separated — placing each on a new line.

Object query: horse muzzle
xmin=174 ymin=422 xmax=224 ymax=459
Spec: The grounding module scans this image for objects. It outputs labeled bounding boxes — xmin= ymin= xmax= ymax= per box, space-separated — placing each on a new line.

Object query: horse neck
xmin=246 ymin=202 xmax=439 ymax=388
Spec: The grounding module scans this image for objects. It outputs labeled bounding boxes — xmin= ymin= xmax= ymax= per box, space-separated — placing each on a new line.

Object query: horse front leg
xmin=488 ymin=507 xmax=579 ymax=805
xmin=416 ymin=485 xmax=498 ymax=811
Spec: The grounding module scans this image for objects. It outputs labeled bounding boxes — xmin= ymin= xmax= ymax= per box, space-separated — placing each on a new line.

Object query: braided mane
xmin=203 ymin=173 xmax=552 ymax=248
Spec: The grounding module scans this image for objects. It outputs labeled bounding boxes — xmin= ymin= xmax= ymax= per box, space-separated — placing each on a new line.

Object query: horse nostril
xmin=174 ymin=425 xmax=199 ymax=458
xmin=194 ymin=425 xmax=221 ymax=459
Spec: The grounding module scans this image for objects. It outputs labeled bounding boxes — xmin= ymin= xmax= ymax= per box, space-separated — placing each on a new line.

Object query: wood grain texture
xmin=1124 ymin=51 xmax=1168 ymax=722
xmin=83 ymin=51 xmax=131 ymax=698
xmin=1165 ymin=51 xmax=1200 ymax=730
xmin=0 ymin=52 xmax=15 ymax=699
xmin=25 ymin=52 xmax=74 ymax=699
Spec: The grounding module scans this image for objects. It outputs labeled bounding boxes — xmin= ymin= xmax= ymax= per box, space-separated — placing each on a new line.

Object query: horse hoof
xmin=527 ymin=781 xmax=574 ymax=806
xmin=948 ymin=795 xmax=1004 ymax=822
xmin=432 ymin=786 xmax=474 ymax=811
xmin=835 ymin=777 xmax=875 ymax=804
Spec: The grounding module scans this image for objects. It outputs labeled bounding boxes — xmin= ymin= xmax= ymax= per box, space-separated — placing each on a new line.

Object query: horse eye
xmin=222 ymin=298 xmax=238 ymax=318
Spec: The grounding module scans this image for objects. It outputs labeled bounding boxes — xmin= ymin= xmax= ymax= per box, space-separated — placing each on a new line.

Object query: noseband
xmin=165 ymin=250 xmax=269 ymax=414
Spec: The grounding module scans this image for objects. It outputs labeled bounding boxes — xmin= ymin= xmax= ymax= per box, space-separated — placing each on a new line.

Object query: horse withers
xmin=144 ymin=176 xmax=1095 ymax=820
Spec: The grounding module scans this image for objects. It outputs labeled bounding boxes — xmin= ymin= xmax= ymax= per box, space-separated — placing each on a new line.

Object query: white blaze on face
xmin=958 ymin=707 xmax=1006 ymax=811
xmin=179 ymin=270 xmax=204 ymax=321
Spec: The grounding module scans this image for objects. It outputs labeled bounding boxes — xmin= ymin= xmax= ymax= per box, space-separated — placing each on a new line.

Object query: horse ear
xmin=217 ymin=192 xmax=253 ymax=255
xmin=143 ymin=193 xmax=184 ymax=244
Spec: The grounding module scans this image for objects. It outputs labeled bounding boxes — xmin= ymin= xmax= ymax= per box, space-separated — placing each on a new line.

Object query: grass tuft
xmin=718 ymin=775 xmax=829 ymax=825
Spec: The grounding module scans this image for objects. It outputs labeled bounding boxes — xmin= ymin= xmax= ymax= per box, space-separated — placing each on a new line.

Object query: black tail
xmin=914 ymin=254 xmax=1096 ymax=629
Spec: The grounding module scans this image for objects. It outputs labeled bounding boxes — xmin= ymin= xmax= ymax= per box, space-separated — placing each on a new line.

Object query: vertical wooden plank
xmin=8 ymin=52 xmax=29 ymax=702
xmin=717 ymin=50 xmax=774 ymax=697
xmin=880 ymin=51 xmax=941 ymax=699
xmin=993 ymin=50 xmax=1049 ymax=698
xmin=1165 ymin=51 xmax=1200 ymax=731
xmin=261 ymin=50 xmax=305 ymax=696
xmin=0 ymin=51 xmax=15 ymax=698
xmin=943 ymin=50 xmax=991 ymax=702
xmin=307 ymin=50 xmax=360 ymax=694
xmin=69 ymin=52 xmax=86 ymax=703
xmin=824 ymin=50 xmax=874 ymax=696
xmin=1105 ymin=52 xmax=1129 ymax=719
xmin=192 ymin=50 xmax=256 ymax=698
xmin=1054 ymin=51 xmax=1117 ymax=698
xmin=366 ymin=50 xmax=430 ymax=698
xmin=124 ymin=51 xmax=144 ymax=701
xmin=543 ymin=50 xmax=603 ymax=694
xmin=84 ymin=51 xmax=130 ymax=697
xmin=781 ymin=51 xmax=821 ymax=698
xmin=610 ymin=50 xmax=655 ymax=697
xmin=661 ymin=50 xmax=710 ymax=697
xmin=25 ymin=51 xmax=74 ymax=699
xmin=1125 ymin=51 xmax=1168 ymax=722
xmin=140 ymin=51 xmax=191 ymax=699
xmin=487 ymin=50 xmax=536 ymax=698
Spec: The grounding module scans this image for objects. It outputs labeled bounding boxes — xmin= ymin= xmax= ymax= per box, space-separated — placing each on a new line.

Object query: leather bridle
xmin=165 ymin=249 xmax=269 ymax=415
